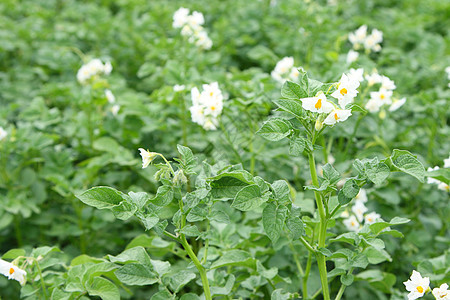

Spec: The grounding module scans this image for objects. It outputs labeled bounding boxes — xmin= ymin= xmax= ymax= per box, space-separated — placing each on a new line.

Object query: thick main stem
xmin=180 ymin=235 xmax=212 ymax=300
xmin=308 ymin=152 xmax=330 ymax=300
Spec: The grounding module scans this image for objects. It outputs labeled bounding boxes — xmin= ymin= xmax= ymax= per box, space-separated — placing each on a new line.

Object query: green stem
xmin=34 ymin=259 xmax=48 ymax=300
xmin=300 ymin=236 xmax=315 ymax=253
xmin=179 ymin=235 xmax=212 ymax=300
xmin=288 ymin=243 xmax=304 ymax=277
xmin=14 ymin=215 xmax=23 ymax=248
xmin=179 ymin=93 xmax=188 ymax=147
xmin=308 ymin=152 xmax=330 ymax=300
xmin=303 ymin=251 xmax=312 ymax=299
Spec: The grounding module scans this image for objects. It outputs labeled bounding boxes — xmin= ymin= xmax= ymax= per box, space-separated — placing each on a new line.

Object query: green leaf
xmin=289 ymin=137 xmax=306 ymax=156
xmin=209 ymin=171 xmax=254 ymax=199
xmin=151 ymin=290 xmax=175 ymax=300
xmin=176 ymin=144 xmax=197 ymax=174
xmin=351 ymin=254 xmax=369 ymax=269
xmin=257 ymin=118 xmax=292 ymax=141
xmin=128 ymin=192 xmax=149 ymax=210
xmin=108 ymin=247 xmax=151 ymax=265
xmin=363 ymin=247 xmax=392 ymax=264
xmin=369 ymin=217 xmax=410 ymax=235
xmin=231 ymin=184 xmax=269 ymax=211
xmin=340 ymin=274 xmax=354 ymax=286
xmin=286 ymin=207 xmax=305 ymax=240
xmin=151 ymin=185 xmax=174 ymax=206
xmin=180 ymin=225 xmax=201 ymax=237
xmin=281 ymin=81 xmax=307 ymax=99
xmin=150 ymin=259 xmax=171 ymax=277
xmin=86 ymin=277 xmax=120 ymax=300
xmin=388 ymin=149 xmax=425 ymax=182
xmin=2 ymin=249 xmax=26 ymax=260
xmin=180 ymin=294 xmax=201 ymax=300
xmin=209 ymin=210 xmax=230 ymax=224
xmin=271 ymin=180 xmax=291 ymax=204
xmin=115 ymin=264 xmax=158 ymax=286
xmin=426 ymin=168 xmax=450 ymax=184
xmin=322 ymin=164 xmax=341 ymax=185
xmin=76 ymin=186 xmax=127 ymax=210
xmin=263 ymin=203 xmax=288 ymax=243
xmin=273 ymin=99 xmax=306 ymax=119
xmin=210 ymin=250 xmax=254 ymax=269
xmin=93 ymin=137 xmax=120 ymax=153
xmin=168 ymin=270 xmax=196 ymax=292
xmin=318 ymin=247 xmax=332 ymax=257
xmin=330 ymin=232 xmax=361 ymax=245
xmin=365 ymin=162 xmax=390 ymax=186
xmin=338 ymin=179 xmax=360 ymax=205
xmin=187 ymin=206 xmax=208 ymax=222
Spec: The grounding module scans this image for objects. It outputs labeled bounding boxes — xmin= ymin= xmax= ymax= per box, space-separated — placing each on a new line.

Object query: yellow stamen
xmin=380 ymin=94 xmax=385 ymax=100
xmin=351 ymin=221 xmax=356 ymax=226
xmin=9 ymin=268 xmax=14 ymax=275
xmin=416 ymin=286 xmax=423 ymax=293
xmin=340 ymin=88 xmax=348 ymax=96
xmin=315 ymin=98 xmax=322 ymax=109
xmin=211 ymin=106 xmax=216 ymax=111
xmin=334 ymin=113 xmax=339 ymax=120
xmin=209 ymin=92 xmax=214 ymax=97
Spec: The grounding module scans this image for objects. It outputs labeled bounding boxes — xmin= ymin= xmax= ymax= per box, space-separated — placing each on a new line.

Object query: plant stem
xmin=34 ymin=259 xmax=48 ymax=299
xmin=288 ymin=243 xmax=304 ymax=276
xmin=303 ymin=251 xmax=312 ymax=299
xmin=179 ymin=235 xmax=212 ymax=300
xmin=14 ymin=215 xmax=23 ymax=248
xmin=308 ymin=152 xmax=330 ymax=300
xmin=300 ymin=236 xmax=315 ymax=253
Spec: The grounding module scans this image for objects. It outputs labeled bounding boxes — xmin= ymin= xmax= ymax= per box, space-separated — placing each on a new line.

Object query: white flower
xmin=187 ymin=11 xmax=205 ymax=28
xmin=103 ymin=61 xmax=113 ymax=75
xmin=437 ymin=182 xmax=449 ymax=193
xmin=331 ymin=73 xmax=360 ymax=108
xmin=403 ymin=270 xmax=430 ymax=300
xmin=432 ymin=283 xmax=450 ymax=300
xmin=365 ymin=99 xmax=382 ymax=113
xmin=355 ymin=189 xmax=368 ymax=204
xmin=138 ymin=148 xmax=157 ymax=169
xmin=389 ymin=97 xmax=406 ymax=112
xmin=349 ymin=25 xmax=368 ymax=49
xmin=352 ymin=201 xmax=368 ymax=222
xmin=0 ymin=127 xmax=7 ymax=141
xmin=173 ymin=7 xmax=190 ymax=28
xmin=173 ymin=84 xmax=186 ymax=92
xmin=271 ymin=57 xmax=301 ymax=84
xmin=301 ymin=92 xmax=334 ymax=113
xmin=190 ymin=82 xmax=224 ymax=130
xmin=365 ymin=72 xmax=382 ymax=86
xmin=364 ymin=212 xmax=381 ymax=224
xmin=444 ymin=156 xmax=450 ymax=168
xmin=427 ymin=166 xmax=441 ymax=185
xmin=105 ymin=89 xmax=115 ymax=103
xmin=274 ymin=57 xmax=294 ymax=74
xmin=364 ymin=29 xmax=383 ymax=52
xmin=348 ymin=68 xmax=364 ymax=82
xmin=346 ymin=50 xmax=359 ymax=64
xmin=340 ymin=210 xmax=349 ymax=218
xmin=323 ymin=109 xmax=352 ymax=126
xmin=380 ymin=75 xmax=396 ymax=90
xmin=111 ymin=104 xmax=120 ymax=116
xmin=343 ymin=215 xmax=360 ymax=232
xmin=194 ymin=30 xmax=213 ymax=50
xmin=369 ymin=88 xmax=393 ymax=105
xmin=0 ymin=259 xmax=27 ymax=285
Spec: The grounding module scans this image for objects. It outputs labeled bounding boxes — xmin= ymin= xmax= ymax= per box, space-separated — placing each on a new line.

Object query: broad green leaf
xmin=151 ymin=290 xmax=175 ymax=300
xmin=108 ymin=247 xmax=151 ymax=265
xmin=289 ymin=137 xmax=306 ymax=156
xmin=151 ymin=185 xmax=174 ymax=206
xmin=281 ymin=80 xmax=307 ymax=99
xmin=209 ymin=210 xmax=230 ymax=224
xmin=340 ymin=274 xmax=354 ymax=286
xmin=93 ymin=137 xmax=120 ymax=153
xmin=179 ymin=224 xmax=201 ymax=237
xmin=211 ymin=274 xmax=235 ymax=296
xmin=271 ymin=180 xmax=291 ymax=204
xmin=86 ymin=277 xmax=120 ymax=300
xmin=180 ymin=294 xmax=201 ymax=300
xmin=263 ymin=203 xmax=288 ymax=243
xmin=115 ymin=264 xmax=158 ymax=286
xmin=209 ymin=171 xmax=254 ymax=199
xmin=231 ymin=184 xmax=269 ymax=211
xmin=338 ymin=179 xmax=360 ymax=205
xmin=168 ymin=270 xmax=196 ymax=292
xmin=330 ymin=232 xmax=361 ymax=245
xmin=363 ymin=247 xmax=392 ymax=264
xmin=369 ymin=217 xmax=410 ymax=235
xmin=351 ymin=254 xmax=369 ymax=269
xmin=76 ymin=186 xmax=127 ymax=209
xmin=128 ymin=192 xmax=149 ymax=210
xmin=273 ymin=99 xmax=306 ymax=119
xmin=187 ymin=206 xmax=208 ymax=222
xmin=286 ymin=207 xmax=304 ymax=240
xmin=257 ymin=118 xmax=292 ymax=141
xmin=388 ymin=149 xmax=425 ymax=182
xmin=2 ymin=249 xmax=26 ymax=260
xmin=176 ymin=144 xmax=197 ymax=174
xmin=426 ymin=168 xmax=450 ymax=184
xmin=322 ymin=164 xmax=341 ymax=185
xmin=365 ymin=162 xmax=390 ymax=186
xmin=211 ymin=250 xmax=254 ymax=269
xmin=150 ymin=259 xmax=171 ymax=277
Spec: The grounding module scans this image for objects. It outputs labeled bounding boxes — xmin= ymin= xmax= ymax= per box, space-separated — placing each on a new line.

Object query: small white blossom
xmin=346 ymin=50 xmax=359 ymax=64
xmin=76 ymin=59 xmax=111 ymax=85
xmin=352 ymin=201 xmax=368 ymax=222
xmin=444 ymin=156 xmax=450 ymax=168
xmin=380 ymin=75 xmax=396 ymax=91
xmin=389 ymin=97 xmax=406 ymax=112
xmin=369 ymin=88 xmax=393 ymax=106
xmin=173 ymin=7 xmax=190 ymax=28
xmin=343 ymin=215 xmax=360 ymax=232
xmin=173 ymin=8 xmax=212 ymax=50
xmin=365 ymin=72 xmax=383 ymax=86
xmin=138 ymin=148 xmax=157 ymax=169
xmin=111 ymin=104 xmax=120 ymax=116
xmin=271 ymin=57 xmax=301 ymax=84
xmin=0 ymin=259 xmax=27 ymax=285
xmin=301 ymin=92 xmax=334 ymax=114
xmin=403 ymin=270 xmax=430 ymax=300
xmin=173 ymin=84 xmax=186 ymax=92
xmin=323 ymin=109 xmax=352 ymax=126
xmin=437 ymin=182 xmax=449 ymax=193
xmin=432 ymin=283 xmax=450 ymax=300
xmin=427 ymin=166 xmax=441 ymax=185
xmin=0 ymin=127 xmax=7 ymax=141
xmin=355 ymin=189 xmax=368 ymax=204
xmin=331 ymin=73 xmax=360 ymax=108
xmin=349 ymin=25 xmax=368 ymax=50
xmin=348 ymin=68 xmax=364 ymax=82
xmin=364 ymin=212 xmax=381 ymax=224
xmin=103 ymin=61 xmax=113 ymax=75
xmin=365 ymin=99 xmax=383 ymax=113
xmin=105 ymin=89 xmax=115 ymax=103
xmin=190 ymin=82 xmax=224 ymax=130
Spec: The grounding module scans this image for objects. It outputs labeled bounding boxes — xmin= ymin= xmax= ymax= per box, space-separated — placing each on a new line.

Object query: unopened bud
xmin=315 ymin=119 xmax=323 ymax=131
xmin=173 ymin=169 xmax=187 ymax=187
xmin=378 ymin=109 xmax=386 ymax=119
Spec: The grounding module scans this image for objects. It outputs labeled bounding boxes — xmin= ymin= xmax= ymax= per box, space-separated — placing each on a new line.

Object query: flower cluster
xmin=348 ymin=25 xmax=383 ymax=53
xmin=173 ymin=8 xmax=212 ymax=50
xmin=0 ymin=259 xmax=27 ymax=285
xmin=427 ymin=155 xmax=450 ymax=192
xmin=271 ymin=57 xmax=301 ymax=84
xmin=104 ymin=89 xmax=120 ymax=116
xmin=190 ymin=82 xmax=224 ymax=130
xmin=0 ymin=127 xmax=7 ymax=141
xmin=301 ymin=72 xmax=360 ymax=128
xmin=341 ymin=189 xmax=381 ymax=232
xmin=356 ymin=69 xmax=406 ymax=114
xmin=404 ymin=270 xmax=449 ymax=300
xmin=76 ymin=58 xmax=112 ymax=85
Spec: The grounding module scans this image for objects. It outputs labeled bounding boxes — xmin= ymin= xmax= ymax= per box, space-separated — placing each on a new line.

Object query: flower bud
xmin=315 ymin=119 xmax=323 ymax=131
xmin=378 ymin=109 xmax=386 ymax=119
xmin=173 ymin=169 xmax=188 ymax=187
